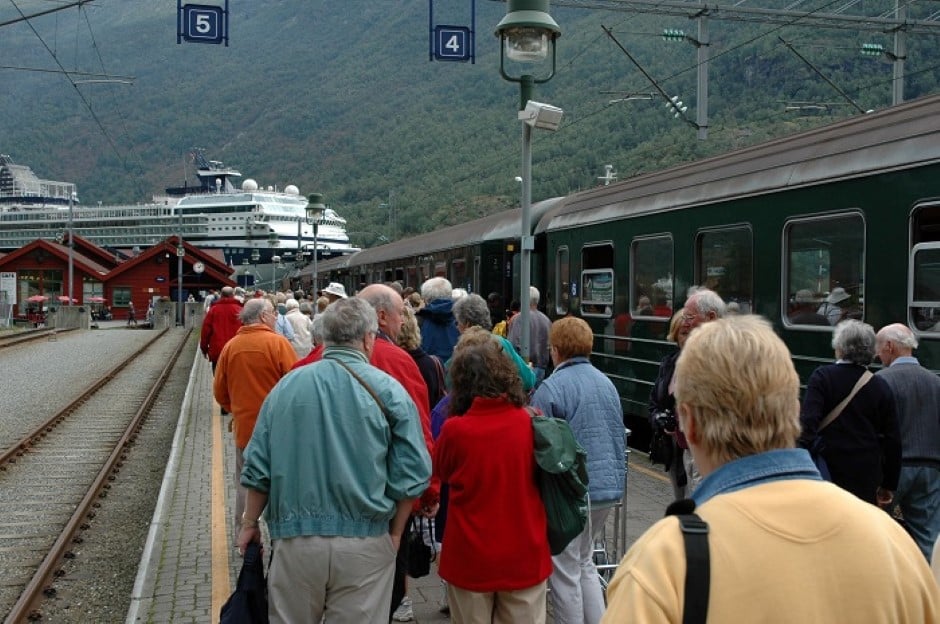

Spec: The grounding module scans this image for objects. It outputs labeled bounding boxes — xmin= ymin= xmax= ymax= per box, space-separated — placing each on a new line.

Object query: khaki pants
xmin=447 ymin=581 xmax=547 ymax=624
xmin=268 ymin=534 xmax=397 ymax=623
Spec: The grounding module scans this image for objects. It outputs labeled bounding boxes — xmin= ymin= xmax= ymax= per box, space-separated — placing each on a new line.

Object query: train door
xmin=909 ymin=203 xmax=940 ymax=372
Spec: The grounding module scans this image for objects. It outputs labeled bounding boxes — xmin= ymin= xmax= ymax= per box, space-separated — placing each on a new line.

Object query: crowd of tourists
xmin=200 ymin=277 xmax=940 ymax=623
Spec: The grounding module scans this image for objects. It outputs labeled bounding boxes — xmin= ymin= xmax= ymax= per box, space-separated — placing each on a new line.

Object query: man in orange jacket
xmin=213 ymin=297 xmax=297 ymax=543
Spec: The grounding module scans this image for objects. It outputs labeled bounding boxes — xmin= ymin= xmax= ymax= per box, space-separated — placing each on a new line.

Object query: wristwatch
xmin=241 ymin=513 xmax=259 ymax=528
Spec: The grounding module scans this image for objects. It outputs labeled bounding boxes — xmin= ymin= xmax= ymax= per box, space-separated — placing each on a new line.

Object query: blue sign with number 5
xmin=178 ymin=1 xmax=228 ymax=46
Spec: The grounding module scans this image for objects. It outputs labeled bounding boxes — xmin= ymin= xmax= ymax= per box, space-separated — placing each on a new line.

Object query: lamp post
xmin=307 ymin=193 xmax=326 ymax=295
xmin=241 ymin=259 xmax=250 ymax=289
xmin=250 ymin=248 xmax=260 ymax=289
xmin=267 ymin=231 xmax=279 ymax=292
xmin=496 ymin=0 xmax=561 ymax=364
xmin=271 ymin=255 xmax=281 ymax=292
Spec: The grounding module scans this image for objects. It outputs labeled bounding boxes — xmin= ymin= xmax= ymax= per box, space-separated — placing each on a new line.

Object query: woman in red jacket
xmin=433 ymin=328 xmax=552 ymax=623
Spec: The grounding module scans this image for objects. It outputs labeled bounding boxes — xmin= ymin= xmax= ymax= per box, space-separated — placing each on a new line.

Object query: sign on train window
xmin=784 ymin=213 xmax=865 ymax=328
xmin=581 ymin=269 xmax=613 ymax=316
xmin=555 ymin=247 xmax=569 ymax=315
xmin=631 ymin=235 xmax=673 ymax=320
xmin=580 ymin=243 xmax=614 ymax=317
xmin=695 ymin=226 xmax=753 ymax=314
xmin=910 ymin=243 xmax=940 ymax=333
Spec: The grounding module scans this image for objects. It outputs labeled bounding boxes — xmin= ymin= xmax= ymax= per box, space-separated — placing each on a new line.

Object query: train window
xmin=581 ymin=243 xmax=614 ymax=317
xmin=910 ymin=243 xmax=940 ymax=333
xmin=784 ymin=213 xmax=865 ymax=328
xmin=451 ymin=259 xmax=467 ymax=291
xmin=555 ymin=246 xmax=570 ymax=315
xmin=406 ymin=266 xmax=417 ymax=288
xmin=631 ymin=236 xmax=673 ymax=320
xmin=695 ymin=226 xmax=753 ymax=314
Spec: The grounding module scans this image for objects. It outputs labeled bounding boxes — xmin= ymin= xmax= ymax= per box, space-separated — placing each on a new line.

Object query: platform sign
xmin=428 ymin=0 xmax=476 ymax=64
xmin=177 ymin=0 xmax=229 ymax=46
xmin=434 ymin=26 xmax=471 ymax=61
xmin=0 ymin=272 xmax=15 ymax=305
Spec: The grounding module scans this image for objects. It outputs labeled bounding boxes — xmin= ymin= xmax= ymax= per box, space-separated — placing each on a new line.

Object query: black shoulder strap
xmin=666 ymin=499 xmax=710 ymax=624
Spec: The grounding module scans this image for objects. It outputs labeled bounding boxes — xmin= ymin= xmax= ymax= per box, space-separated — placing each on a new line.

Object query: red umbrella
xmin=57 ymin=296 xmax=77 ymax=303
xmin=27 ymin=294 xmax=48 ymax=303
xmin=88 ymin=296 xmax=107 ymax=303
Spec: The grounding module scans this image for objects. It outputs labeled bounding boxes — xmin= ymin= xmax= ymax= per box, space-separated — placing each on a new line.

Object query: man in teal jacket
xmin=238 ymin=297 xmax=431 ymax=623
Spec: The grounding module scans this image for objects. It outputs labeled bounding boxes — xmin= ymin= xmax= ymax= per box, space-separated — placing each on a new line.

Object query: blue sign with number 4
xmin=434 ymin=25 xmax=471 ymax=61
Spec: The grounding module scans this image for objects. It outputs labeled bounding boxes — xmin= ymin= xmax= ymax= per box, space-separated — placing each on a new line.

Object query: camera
xmin=653 ymin=410 xmax=677 ymax=433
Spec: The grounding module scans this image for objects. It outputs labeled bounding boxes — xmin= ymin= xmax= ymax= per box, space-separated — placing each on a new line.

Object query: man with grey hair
xmin=213 ymin=297 xmax=297 ymax=543
xmin=876 ymin=323 xmax=940 ymax=560
xmin=238 ymin=297 xmax=431 ymax=622
xmin=668 ymin=287 xmax=727 ymax=492
xmin=417 ymin=276 xmax=460 ymax=361
xmin=508 ymin=285 xmax=552 ymax=385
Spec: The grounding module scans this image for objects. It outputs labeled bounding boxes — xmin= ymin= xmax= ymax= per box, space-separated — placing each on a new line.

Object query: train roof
xmin=339 ymin=196 xmax=566 ymax=268
xmin=539 ymin=93 xmax=940 ymax=233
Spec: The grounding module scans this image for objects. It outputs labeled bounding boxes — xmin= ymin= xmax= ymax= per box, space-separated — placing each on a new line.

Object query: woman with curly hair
xmin=433 ymin=328 xmax=552 ymax=623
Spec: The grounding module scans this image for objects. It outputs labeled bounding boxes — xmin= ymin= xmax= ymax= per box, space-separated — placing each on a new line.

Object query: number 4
xmin=445 ymin=34 xmax=461 ymax=53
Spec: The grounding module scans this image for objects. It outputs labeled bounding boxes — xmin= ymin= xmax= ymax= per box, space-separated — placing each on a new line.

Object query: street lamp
xmin=307 ymin=193 xmax=326 ymax=295
xmin=271 ymin=255 xmax=281 ymax=292
xmin=496 ymin=0 xmax=561 ymax=365
xmin=241 ymin=259 xmax=250 ymax=289
xmin=250 ymin=248 xmax=260 ymax=289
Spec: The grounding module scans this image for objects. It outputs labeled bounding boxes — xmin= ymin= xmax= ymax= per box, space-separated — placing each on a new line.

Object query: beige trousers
xmin=447 ymin=580 xmax=547 ymax=624
xmin=267 ymin=534 xmax=397 ymax=623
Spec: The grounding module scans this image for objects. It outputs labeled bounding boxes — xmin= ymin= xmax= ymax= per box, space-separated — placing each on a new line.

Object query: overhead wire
xmin=7 ymin=0 xmax=124 ymax=163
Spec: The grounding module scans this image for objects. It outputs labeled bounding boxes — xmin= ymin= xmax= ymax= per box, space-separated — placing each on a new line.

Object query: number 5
xmin=195 ymin=13 xmax=212 ymax=34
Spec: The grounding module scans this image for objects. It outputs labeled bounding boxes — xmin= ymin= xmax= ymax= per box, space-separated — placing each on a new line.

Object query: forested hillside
xmin=1 ymin=0 xmax=938 ymax=245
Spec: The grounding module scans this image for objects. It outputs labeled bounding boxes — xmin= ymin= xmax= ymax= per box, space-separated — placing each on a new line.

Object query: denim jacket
xmin=691 ymin=448 xmax=822 ymax=506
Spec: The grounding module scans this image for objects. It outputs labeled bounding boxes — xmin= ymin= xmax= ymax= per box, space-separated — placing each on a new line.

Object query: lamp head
xmin=306 ymin=192 xmax=326 ymax=221
xmin=495 ymin=0 xmax=560 ymax=63
xmin=250 ymin=249 xmax=260 ymax=263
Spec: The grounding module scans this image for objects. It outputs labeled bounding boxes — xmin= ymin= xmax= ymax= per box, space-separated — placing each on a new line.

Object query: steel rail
xmin=0 ymin=328 xmax=77 ymax=350
xmin=4 ymin=328 xmax=192 ymax=623
xmin=0 ymin=329 xmax=168 ymax=468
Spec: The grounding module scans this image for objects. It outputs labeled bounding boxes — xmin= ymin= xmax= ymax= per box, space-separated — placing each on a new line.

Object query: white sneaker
xmin=440 ymin=581 xmax=450 ymax=614
xmin=392 ymin=596 xmax=414 ymax=622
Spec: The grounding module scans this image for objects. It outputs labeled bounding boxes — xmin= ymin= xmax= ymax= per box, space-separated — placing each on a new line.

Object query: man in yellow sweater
xmin=604 ymin=315 xmax=938 ymax=623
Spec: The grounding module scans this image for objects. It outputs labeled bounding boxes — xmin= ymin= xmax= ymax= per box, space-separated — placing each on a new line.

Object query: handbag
xmin=220 ymin=541 xmax=268 ymax=624
xmin=406 ymin=516 xmax=437 ymax=578
xmin=809 ymin=371 xmax=873 ymax=481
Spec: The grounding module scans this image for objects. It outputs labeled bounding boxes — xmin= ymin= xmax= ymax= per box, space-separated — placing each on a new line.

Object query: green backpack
xmin=529 ymin=411 xmax=590 ymax=555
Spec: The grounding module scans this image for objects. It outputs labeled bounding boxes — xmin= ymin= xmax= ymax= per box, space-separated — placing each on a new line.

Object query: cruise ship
xmin=0 ymin=151 xmax=358 ymax=266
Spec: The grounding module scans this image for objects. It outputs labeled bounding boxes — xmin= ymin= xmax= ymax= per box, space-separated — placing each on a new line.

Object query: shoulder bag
xmin=810 ymin=370 xmax=873 ymax=480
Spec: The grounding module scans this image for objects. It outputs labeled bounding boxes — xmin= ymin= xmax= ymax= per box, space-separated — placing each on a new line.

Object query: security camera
xmin=519 ymin=100 xmax=564 ymax=131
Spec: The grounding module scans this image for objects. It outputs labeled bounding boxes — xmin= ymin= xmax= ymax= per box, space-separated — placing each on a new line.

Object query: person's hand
xmin=236 ymin=526 xmax=261 ymax=556
xmin=876 ymin=487 xmax=894 ymax=506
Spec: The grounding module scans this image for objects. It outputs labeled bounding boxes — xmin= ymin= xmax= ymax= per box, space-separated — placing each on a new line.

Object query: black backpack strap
xmin=666 ymin=499 xmax=710 ymax=624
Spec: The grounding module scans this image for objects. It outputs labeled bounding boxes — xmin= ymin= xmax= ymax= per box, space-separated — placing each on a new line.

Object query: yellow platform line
xmin=211 ymin=401 xmax=231 ymax=617
xmin=629 ymin=455 xmax=672 ymax=484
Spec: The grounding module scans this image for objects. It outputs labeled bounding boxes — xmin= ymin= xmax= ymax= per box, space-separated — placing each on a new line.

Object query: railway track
xmin=0 ymin=328 xmax=77 ymax=351
xmin=0 ymin=328 xmax=192 ymax=623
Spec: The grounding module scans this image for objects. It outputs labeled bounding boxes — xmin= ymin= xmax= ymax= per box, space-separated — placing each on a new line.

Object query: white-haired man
xmin=507 ymin=285 xmax=552 ymax=385
xmin=876 ymin=322 xmax=940 ymax=561
xmin=417 ymin=277 xmax=460 ymax=361
xmin=604 ymin=315 xmax=938 ymax=622
xmin=238 ymin=297 xmax=431 ymax=622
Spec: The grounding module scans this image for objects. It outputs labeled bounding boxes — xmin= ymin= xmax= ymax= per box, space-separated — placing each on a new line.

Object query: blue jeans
xmin=895 ymin=464 xmax=940 ymax=561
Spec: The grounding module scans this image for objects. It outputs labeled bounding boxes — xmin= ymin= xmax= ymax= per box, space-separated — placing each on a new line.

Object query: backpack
xmin=528 ymin=408 xmax=590 ymax=555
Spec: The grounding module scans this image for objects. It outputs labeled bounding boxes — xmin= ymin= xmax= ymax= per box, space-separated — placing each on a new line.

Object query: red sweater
xmin=294 ymin=335 xmax=439 ymax=507
xmin=434 ymin=397 xmax=552 ymax=591
xmin=200 ymin=297 xmax=243 ymax=363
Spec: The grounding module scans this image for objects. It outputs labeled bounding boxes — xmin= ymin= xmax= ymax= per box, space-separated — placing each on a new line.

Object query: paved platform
xmin=125 ymin=353 xmax=674 ymax=623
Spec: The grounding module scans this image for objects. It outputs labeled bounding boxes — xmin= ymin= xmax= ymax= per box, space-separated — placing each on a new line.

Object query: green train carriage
xmin=539 ymin=94 xmax=940 ymax=444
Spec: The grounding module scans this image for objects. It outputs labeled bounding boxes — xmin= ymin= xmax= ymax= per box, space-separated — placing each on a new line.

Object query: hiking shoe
xmin=392 ymin=596 xmax=414 ymax=622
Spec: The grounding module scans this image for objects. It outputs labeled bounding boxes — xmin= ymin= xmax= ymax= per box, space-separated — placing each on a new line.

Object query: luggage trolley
xmin=594 ymin=427 xmax=630 ymax=592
